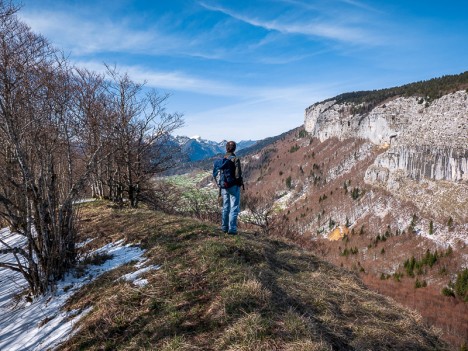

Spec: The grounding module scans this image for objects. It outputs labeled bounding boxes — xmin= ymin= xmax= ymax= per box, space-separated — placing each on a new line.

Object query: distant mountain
xmin=235 ymin=140 xmax=259 ymax=152
xmin=162 ymin=133 xmax=286 ymax=176
xmin=173 ymin=135 xmax=257 ymax=161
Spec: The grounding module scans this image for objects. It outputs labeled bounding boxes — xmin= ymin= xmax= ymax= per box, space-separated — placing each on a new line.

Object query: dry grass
xmin=58 ymin=201 xmax=448 ymax=350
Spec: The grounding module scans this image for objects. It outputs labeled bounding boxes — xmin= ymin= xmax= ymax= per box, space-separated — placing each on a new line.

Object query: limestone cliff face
xmin=304 ymin=90 xmax=468 ymax=184
xmin=367 ymin=145 xmax=468 ymax=184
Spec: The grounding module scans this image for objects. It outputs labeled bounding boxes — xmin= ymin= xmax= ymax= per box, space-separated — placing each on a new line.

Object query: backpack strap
xmin=228 ymin=155 xmax=244 ymax=190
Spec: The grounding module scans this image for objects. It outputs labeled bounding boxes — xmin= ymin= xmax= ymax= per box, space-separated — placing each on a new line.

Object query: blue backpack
xmin=213 ymin=156 xmax=237 ymax=189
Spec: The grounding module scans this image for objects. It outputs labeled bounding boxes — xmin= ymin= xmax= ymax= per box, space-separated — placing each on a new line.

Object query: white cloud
xmin=75 ymin=60 xmax=338 ymax=103
xmin=19 ymin=8 xmax=273 ymax=63
xmin=199 ymin=2 xmax=381 ymax=45
xmin=339 ymin=0 xmax=381 ymax=13
xmin=19 ymin=10 xmax=185 ymax=56
xmin=75 ymin=60 xmax=246 ymax=97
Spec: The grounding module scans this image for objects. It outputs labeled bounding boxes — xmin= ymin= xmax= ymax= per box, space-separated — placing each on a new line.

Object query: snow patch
xmin=76 ymin=238 xmax=94 ymax=248
xmin=72 ymin=198 xmax=97 ymax=205
xmin=0 ymin=228 xmax=149 ymax=351
xmin=132 ymin=278 xmax=149 ymax=287
xmin=120 ymin=264 xmax=161 ymax=285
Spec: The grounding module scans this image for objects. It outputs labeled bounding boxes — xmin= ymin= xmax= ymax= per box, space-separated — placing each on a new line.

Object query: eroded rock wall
xmin=366 ymin=146 xmax=468 ymax=183
xmin=305 ymin=91 xmax=468 ymax=183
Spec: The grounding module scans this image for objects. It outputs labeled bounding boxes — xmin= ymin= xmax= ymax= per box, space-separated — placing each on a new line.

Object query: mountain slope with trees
xmin=237 ymin=124 xmax=467 ymax=347
xmin=307 ymin=71 xmax=468 ymax=114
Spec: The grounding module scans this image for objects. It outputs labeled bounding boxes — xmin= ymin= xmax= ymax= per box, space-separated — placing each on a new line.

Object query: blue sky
xmin=15 ymin=0 xmax=468 ymax=141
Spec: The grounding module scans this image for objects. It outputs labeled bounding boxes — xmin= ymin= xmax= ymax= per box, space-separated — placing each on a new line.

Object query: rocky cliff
xmin=304 ymin=89 xmax=468 ymax=226
xmin=305 ymin=90 xmax=468 ymax=190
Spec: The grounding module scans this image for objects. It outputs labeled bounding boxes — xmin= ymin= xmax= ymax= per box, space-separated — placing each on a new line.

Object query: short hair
xmin=226 ymin=140 xmax=236 ymax=152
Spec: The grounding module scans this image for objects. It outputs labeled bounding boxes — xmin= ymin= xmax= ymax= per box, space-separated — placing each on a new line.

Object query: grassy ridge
xmin=61 ymin=202 xmax=447 ymax=350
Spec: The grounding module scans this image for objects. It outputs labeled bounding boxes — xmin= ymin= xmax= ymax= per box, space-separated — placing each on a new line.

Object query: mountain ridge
xmin=172 ymin=135 xmax=257 ymax=161
xmin=307 ymin=71 xmax=468 ymax=111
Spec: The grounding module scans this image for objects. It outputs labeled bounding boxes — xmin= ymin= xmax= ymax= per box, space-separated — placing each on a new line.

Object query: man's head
xmin=226 ymin=140 xmax=236 ymax=153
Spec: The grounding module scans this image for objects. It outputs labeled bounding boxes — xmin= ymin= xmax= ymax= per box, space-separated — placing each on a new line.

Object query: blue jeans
xmin=221 ymin=185 xmax=240 ymax=233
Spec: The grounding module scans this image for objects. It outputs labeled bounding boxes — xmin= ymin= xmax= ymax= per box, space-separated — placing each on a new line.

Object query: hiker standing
xmin=213 ymin=141 xmax=243 ymax=235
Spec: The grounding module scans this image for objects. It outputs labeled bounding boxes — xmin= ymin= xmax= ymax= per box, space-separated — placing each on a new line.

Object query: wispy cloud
xmin=20 ymin=10 xmax=186 ymax=56
xmin=77 ymin=61 xmax=337 ymax=108
xmin=276 ymin=0 xmax=382 ymax=16
xmin=199 ymin=2 xmax=382 ymax=45
xmin=20 ymin=4 xmax=377 ymax=67
xmin=275 ymin=0 xmax=320 ymax=11
xmin=75 ymin=60 xmax=246 ymax=97
xmin=20 ymin=8 xmax=297 ymax=64
xmin=339 ymin=0 xmax=381 ymax=13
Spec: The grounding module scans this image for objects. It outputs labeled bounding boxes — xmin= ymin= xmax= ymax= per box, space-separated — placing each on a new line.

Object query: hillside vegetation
xmin=307 ymin=71 xmax=468 ymax=112
xmin=59 ymin=201 xmax=447 ymax=350
xmin=237 ymin=126 xmax=468 ymax=348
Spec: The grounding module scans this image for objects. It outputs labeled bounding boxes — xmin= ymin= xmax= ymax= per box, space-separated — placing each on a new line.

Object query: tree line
xmin=0 ymin=2 xmax=183 ymax=295
xmin=307 ymin=70 xmax=468 ymax=112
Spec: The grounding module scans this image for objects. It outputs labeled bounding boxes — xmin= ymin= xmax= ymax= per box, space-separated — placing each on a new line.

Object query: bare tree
xmin=72 ymin=67 xmax=113 ymax=199
xmin=0 ymin=3 xmax=184 ymax=295
xmin=104 ymin=65 xmax=184 ymax=208
xmin=0 ymin=5 xmax=101 ymax=294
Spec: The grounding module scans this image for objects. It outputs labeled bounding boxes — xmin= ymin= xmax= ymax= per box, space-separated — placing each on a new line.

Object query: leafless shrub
xmin=178 ymin=185 xmax=220 ymax=223
xmin=102 ymin=65 xmax=184 ymax=208
xmin=142 ymin=179 xmax=221 ymax=223
xmin=241 ymin=191 xmax=276 ymax=235
xmin=140 ymin=179 xmax=183 ymax=214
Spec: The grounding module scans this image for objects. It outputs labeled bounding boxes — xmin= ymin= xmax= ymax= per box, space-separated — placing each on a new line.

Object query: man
xmin=213 ymin=140 xmax=243 ymax=235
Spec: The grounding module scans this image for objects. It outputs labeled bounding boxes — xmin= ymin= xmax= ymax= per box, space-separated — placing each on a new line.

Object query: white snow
xmin=120 ymin=264 xmax=161 ymax=286
xmin=132 ymin=278 xmax=149 ymax=287
xmin=0 ymin=228 xmax=152 ymax=351
xmin=72 ymin=198 xmax=97 ymax=205
xmin=76 ymin=238 xmax=94 ymax=248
